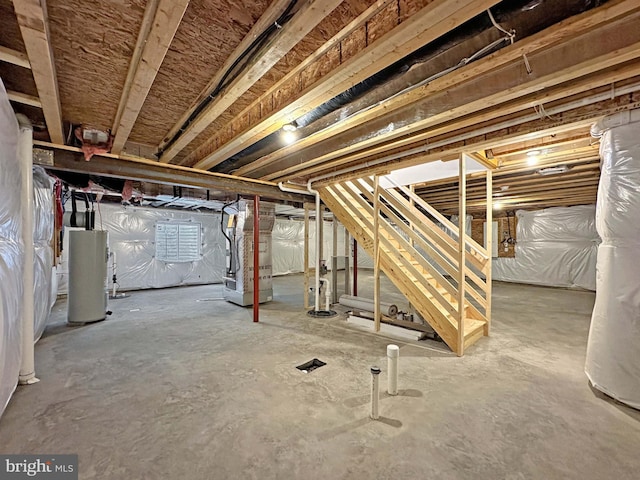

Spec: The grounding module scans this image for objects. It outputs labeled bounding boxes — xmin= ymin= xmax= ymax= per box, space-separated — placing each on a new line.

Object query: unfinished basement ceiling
xmin=2 ymin=0 xmax=638 ymax=211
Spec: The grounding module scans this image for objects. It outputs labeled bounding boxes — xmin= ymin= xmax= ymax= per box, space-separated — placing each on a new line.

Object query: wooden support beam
xmin=7 ymin=90 xmax=41 ymax=108
xmin=304 ymin=203 xmax=310 ymax=310
xmin=197 ymin=0 xmax=502 ymax=172
xmin=33 ymin=143 xmax=306 ymax=203
xmin=12 ymin=0 xmax=64 ymax=144
xmin=111 ymin=0 xmax=190 ymax=154
xmin=457 ymin=154 xmax=467 ymax=357
xmin=159 ymin=0 xmax=345 ymax=164
xmin=0 ymin=45 xmax=30 ymax=69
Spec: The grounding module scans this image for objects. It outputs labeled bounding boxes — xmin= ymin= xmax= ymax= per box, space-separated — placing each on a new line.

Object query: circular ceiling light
xmin=282 ymin=123 xmax=297 ymax=132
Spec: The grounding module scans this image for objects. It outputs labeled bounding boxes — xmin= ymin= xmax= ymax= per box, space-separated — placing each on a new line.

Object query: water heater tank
xmin=68 ymin=230 xmax=108 ymax=324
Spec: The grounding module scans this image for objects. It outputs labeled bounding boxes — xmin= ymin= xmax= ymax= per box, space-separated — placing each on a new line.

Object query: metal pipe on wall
xmin=17 ymin=114 xmax=38 ymax=385
xmin=353 ymin=238 xmax=358 ymax=297
xmin=253 ymin=195 xmax=260 ymax=322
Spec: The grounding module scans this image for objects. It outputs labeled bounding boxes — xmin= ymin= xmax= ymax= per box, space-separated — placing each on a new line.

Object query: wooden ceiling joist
xmin=7 ymin=90 xmax=41 ymax=108
xmin=110 ymin=0 xmax=190 ymax=155
xmin=262 ymin=11 xmax=640 ymax=181
xmin=158 ymin=0 xmax=302 ymax=154
xmin=0 ymin=45 xmax=30 ymax=69
xmin=238 ymin=0 xmax=640 ymax=180
xmin=159 ymin=0 xmax=346 ymax=164
xmin=191 ymin=0 xmax=503 ymax=171
xmin=11 ymin=0 xmax=64 ymax=144
xmin=33 ymin=143 xmax=305 ymax=203
xmin=312 ymin=90 xmax=640 ymax=186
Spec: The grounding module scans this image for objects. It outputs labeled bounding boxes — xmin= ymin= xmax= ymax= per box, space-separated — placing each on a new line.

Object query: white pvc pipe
xmin=308 ymin=181 xmax=321 ymax=312
xmin=387 ymin=344 xmax=399 ymax=396
xmin=319 ymin=278 xmax=331 ymax=311
xmin=370 ymin=366 xmax=381 ymax=420
xmin=17 ymin=114 xmax=38 ymax=385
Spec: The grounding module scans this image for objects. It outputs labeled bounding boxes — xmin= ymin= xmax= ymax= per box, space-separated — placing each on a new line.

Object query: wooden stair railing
xmin=319 ymin=176 xmax=491 ymax=355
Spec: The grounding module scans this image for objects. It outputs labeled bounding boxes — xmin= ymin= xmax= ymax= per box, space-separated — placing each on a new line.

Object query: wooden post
xmin=303 ymin=203 xmax=310 ymax=309
xmin=373 ymin=175 xmax=381 ymax=333
xmin=409 ymin=184 xmax=415 ymax=248
xmin=253 ymin=196 xmax=260 ymax=323
xmin=353 ymin=238 xmax=358 ymax=296
xmin=485 ymin=169 xmax=492 ymax=335
xmin=457 ymin=155 xmax=467 ymax=356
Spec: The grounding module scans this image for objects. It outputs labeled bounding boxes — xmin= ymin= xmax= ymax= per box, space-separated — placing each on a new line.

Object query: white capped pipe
xmin=370 ymin=366 xmax=381 ymax=420
xmin=387 ymin=344 xmax=399 ymax=396
xmin=111 ymin=251 xmax=117 ymax=298
xmin=17 ymin=114 xmax=38 ymax=385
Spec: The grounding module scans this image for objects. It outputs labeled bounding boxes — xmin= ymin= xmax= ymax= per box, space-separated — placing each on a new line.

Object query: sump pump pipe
xmin=277 ymin=181 xmax=321 ymax=312
xmin=318 ymin=278 xmax=331 ymax=311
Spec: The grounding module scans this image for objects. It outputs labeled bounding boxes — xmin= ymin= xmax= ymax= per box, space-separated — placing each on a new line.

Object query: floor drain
xmin=296 ymin=358 xmax=326 ymax=373
xmin=307 ymin=310 xmax=337 ymax=318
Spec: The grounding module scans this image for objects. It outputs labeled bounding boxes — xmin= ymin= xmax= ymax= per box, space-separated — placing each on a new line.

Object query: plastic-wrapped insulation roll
xmin=586 ymin=108 xmax=640 ymax=409
xmin=339 ymin=294 xmax=398 ymax=317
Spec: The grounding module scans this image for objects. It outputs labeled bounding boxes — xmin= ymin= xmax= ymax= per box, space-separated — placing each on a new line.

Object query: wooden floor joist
xmin=159 ymin=0 xmax=345 ymax=164
xmin=193 ymin=0 xmax=503 ymax=171
xmin=0 ymin=45 xmax=30 ymax=69
xmin=12 ymin=0 xmax=64 ymax=144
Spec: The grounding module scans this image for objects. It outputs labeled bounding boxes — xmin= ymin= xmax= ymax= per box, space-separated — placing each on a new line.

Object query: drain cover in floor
xmin=296 ymin=358 xmax=326 ymax=373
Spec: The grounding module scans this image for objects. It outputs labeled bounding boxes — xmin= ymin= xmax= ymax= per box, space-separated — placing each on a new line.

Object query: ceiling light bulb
xmin=282 ymin=123 xmax=297 ymax=132
xmin=526 ymin=149 xmax=541 ymax=156
xmin=282 ymin=130 xmax=297 ymax=144
xmin=493 ymin=202 xmax=503 ymax=210
xmin=527 ymin=156 xmax=539 ymax=166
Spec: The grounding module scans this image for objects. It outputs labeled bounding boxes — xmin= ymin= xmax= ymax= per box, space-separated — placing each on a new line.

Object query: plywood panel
xmin=48 ymin=0 xmax=146 ymax=129
xmin=129 ymin=0 xmax=270 ymax=145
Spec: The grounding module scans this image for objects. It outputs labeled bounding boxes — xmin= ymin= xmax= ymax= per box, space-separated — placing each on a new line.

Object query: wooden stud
xmin=457 ymin=154 xmax=467 ymax=356
xmin=111 ymin=0 xmax=190 ymax=154
xmin=485 ymin=169 xmax=492 ymax=336
xmin=304 ymin=202 xmax=310 ymax=310
xmin=12 ymin=0 xmax=64 ymax=143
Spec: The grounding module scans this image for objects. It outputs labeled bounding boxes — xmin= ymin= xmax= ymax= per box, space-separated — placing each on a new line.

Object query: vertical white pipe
xmin=307 ymin=181 xmax=321 ymax=312
xmin=17 ymin=115 xmax=38 ymax=385
xmin=370 ymin=366 xmax=381 ymax=420
xmin=111 ymin=251 xmax=117 ymax=298
xmin=387 ymin=345 xmax=399 ymax=395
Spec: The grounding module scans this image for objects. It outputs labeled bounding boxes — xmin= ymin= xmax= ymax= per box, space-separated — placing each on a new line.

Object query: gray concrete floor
xmin=1 ymin=273 xmax=639 ymax=479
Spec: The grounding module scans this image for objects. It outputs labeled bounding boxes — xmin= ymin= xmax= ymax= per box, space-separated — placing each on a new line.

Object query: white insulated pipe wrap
xmin=387 ymin=344 xmax=399 ymax=396
xmin=18 ymin=119 xmax=35 ymax=383
xmin=370 ymin=366 xmax=381 ymax=420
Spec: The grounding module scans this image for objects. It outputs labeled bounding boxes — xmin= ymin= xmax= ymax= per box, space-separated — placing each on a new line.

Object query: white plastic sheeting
xmin=33 ymin=167 xmax=56 ymax=341
xmin=272 ymin=219 xmax=349 ymax=275
xmin=58 ymin=203 xmax=226 ymax=292
xmin=586 ymin=110 xmax=640 ymax=408
xmin=493 ymin=206 xmax=598 ymax=290
xmin=0 ymin=81 xmax=23 ymax=418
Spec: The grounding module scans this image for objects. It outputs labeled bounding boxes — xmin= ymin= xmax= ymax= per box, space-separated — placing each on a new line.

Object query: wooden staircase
xmin=319 ymin=176 xmax=491 ymax=355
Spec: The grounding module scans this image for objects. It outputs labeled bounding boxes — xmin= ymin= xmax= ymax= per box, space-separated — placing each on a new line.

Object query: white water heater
xmin=68 ymin=230 xmax=108 ymax=324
